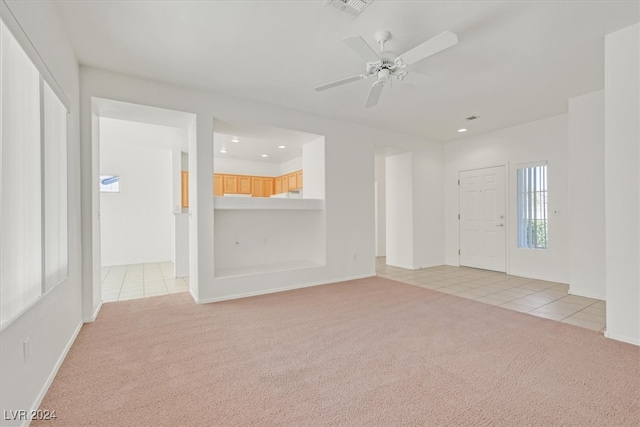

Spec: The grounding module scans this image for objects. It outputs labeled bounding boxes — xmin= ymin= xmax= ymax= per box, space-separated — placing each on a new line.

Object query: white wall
xmin=444 ymin=115 xmax=570 ymax=283
xmin=280 ymin=156 xmax=303 ymax=175
xmin=214 ymin=157 xmax=281 ymax=177
xmin=374 ymin=154 xmax=386 ymax=257
xmin=568 ymin=91 xmax=605 ymax=299
xmin=386 ymin=153 xmax=414 ymax=269
xmin=214 ymin=210 xmax=324 ymax=272
xmin=302 ymin=137 xmax=325 ymax=200
xmin=80 ymin=67 xmax=437 ymax=305
xmin=604 ymin=23 xmax=640 ymax=345
xmin=413 ymin=146 xmax=445 ymax=269
xmin=385 ymin=147 xmax=445 ymax=270
xmin=99 ymin=119 xmax=176 ymax=266
xmin=0 ymin=2 xmax=83 ymax=425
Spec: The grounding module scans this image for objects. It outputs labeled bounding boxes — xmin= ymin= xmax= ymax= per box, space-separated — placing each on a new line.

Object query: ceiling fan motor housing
xmin=366 ymin=58 xmax=398 ymax=76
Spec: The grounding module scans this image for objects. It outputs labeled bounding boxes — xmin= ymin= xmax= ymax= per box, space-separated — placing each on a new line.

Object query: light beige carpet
xmin=35 ymin=277 xmax=639 ymax=426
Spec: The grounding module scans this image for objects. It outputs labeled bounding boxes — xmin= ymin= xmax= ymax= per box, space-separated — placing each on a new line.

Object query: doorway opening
xmin=93 ymin=98 xmax=195 ymax=302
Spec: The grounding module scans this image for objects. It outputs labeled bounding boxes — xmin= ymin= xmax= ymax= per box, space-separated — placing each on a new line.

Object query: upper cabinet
xmin=296 ymin=170 xmax=303 ymax=189
xmin=238 ymin=176 xmax=252 ymax=194
xmin=181 ymin=171 xmax=189 ymax=208
xmin=184 ymin=171 xmax=303 ymax=200
xmin=287 ymin=172 xmax=297 ymax=191
xmin=274 ymin=176 xmax=282 ymax=194
xmin=214 ymin=174 xmax=223 ymax=197
xmin=224 ymin=175 xmax=238 ymax=194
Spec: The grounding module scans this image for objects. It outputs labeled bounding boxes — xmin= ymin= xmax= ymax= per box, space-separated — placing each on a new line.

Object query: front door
xmin=459 ymin=166 xmax=506 ymax=272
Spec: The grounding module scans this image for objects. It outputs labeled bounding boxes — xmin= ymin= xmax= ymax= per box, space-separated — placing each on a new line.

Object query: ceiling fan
xmin=315 ymin=30 xmax=458 ymax=108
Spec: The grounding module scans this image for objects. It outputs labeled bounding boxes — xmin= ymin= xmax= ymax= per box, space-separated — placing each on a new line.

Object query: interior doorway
xmin=93 ymin=98 xmax=195 ymax=302
xmin=459 ymin=165 xmax=506 ymax=272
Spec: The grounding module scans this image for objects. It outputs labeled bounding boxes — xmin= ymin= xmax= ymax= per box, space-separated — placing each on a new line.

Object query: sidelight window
xmin=517 ymin=163 xmax=548 ymax=249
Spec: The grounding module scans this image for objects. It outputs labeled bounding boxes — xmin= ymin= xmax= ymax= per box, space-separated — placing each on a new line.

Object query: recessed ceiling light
xmin=220 ymin=148 xmax=227 ymax=153
xmin=278 ymin=145 xmax=286 ymax=149
xmin=231 ymin=137 xmax=239 ymax=143
xmin=457 ymin=128 xmax=468 ymax=133
xmin=261 ymin=154 xmax=268 ymax=158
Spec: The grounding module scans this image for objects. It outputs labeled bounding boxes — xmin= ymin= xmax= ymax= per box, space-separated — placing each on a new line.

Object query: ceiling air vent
xmin=324 ymin=0 xmax=373 ymax=16
xmin=466 ymin=115 xmax=480 ymax=121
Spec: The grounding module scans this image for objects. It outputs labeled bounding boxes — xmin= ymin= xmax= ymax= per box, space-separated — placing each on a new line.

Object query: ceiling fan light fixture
xmin=457 ymin=128 xmax=468 ymax=133
xmin=324 ymin=0 xmax=373 ymax=16
xmin=378 ymin=68 xmax=390 ymax=81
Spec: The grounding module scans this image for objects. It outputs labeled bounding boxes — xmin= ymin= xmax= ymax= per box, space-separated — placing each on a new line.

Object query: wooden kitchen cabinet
xmin=251 ymin=177 xmax=263 ymax=197
xmin=181 ymin=171 xmax=189 ymax=208
xmin=275 ymin=176 xmax=282 ymax=194
xmin=288 ymin=172 xmax=297 ymax=190
xmin=224 ymin=175 xmax=238 ymax=194
xmin=262 ymin=178 xmax=273 ymax=197
xmin=251 ymin=177 xmax=274 ymax=198
xmin=238 ymin=176 xmax=252 ymax=194
xmin=214 ymin=174 xmax=223 ymax=196
xmin=296 ymin=170 xmax=303 ymax=189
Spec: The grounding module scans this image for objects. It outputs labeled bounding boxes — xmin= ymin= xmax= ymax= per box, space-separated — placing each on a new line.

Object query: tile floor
xmin=101 ymin=262 xmax=189 ymax=302
xmin=376 ymin=258 xmax=606 ymax=332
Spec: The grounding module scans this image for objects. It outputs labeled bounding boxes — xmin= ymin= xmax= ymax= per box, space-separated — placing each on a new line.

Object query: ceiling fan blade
xmin=365 ymin=81 xmax=384 ymax=108
xmin=315 ymin=75 xmax=366 ymax=92
xmin=398 ymin=31 xmax=458 ymax=66
xmin=399 ymin=71 xmax=435 ymax=88
xmin=343 ymin=36 xmax=380 ymax=63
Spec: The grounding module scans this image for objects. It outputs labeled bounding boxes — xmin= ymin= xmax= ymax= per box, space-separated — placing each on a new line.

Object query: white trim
xmin=188 ymin=287 xmax=199 ymax=304
xmin=23 ymin=321 xmax=83 ymax=427
xmin=515 ymin=160 xmax=548 ymax=169
xmin=458 ymin=162 xmax=509 ymax=174
xmin=195 ymin=274 xmax=374 ymax=304
xmin=567 ymin=288 xmax=605 ymax=301
xmin=412 ymin=263 xmax=446 ymax=270
xmin=83 ymin=299 xmax=103 ymax=323
xmin=604 ymin=331 xmax=640 ymax=346
xmin=384 ymin=262 xmax=414 ymax=270
xmin=0 ymin=278 xmax=68 ymax=332
xmin=0 ymin=1 xmax=71 ymax=112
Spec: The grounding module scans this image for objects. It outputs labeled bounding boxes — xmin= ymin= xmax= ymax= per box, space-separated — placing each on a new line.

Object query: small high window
xmin=517 ymin=163 xmax=548 ymax=249
xmin=100 ymin=175 xmax=120 ymax=193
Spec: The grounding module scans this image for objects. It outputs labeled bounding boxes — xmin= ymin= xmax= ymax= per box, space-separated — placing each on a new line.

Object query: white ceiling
xmin=213 ymin=120 xmax=321 ymax=164
xmin=93 ymin=98 xmax=320 ymax=162
xmin=54 ymin=1 xmax=639 ymax=142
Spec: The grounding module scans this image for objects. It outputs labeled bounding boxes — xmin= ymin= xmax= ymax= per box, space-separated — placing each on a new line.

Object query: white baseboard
xmin=413 ymin=263 xmax=445 ymax=270
xmin=568 ymin=288 xmax=606 ymax=301
xmin=385 ymin=262 xmax=414 ymax=270
xmin=83 ymin=299 xmax=103 ymax=323
xmin=196 ymin=274 xmax=375 ymax=304
xmin=188 ymin=287 xmax=199 ymax=304
xmin=604 ymin=331 xmax=640 ymax=346
xmin=24 ymin=321 xmax=83 ymax=427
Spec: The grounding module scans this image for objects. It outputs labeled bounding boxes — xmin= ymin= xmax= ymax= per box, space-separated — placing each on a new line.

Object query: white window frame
xmin=516 ymin=161 xmax=548 ymax=249
xmin=0 ymin=10 xmax=70 ymax=330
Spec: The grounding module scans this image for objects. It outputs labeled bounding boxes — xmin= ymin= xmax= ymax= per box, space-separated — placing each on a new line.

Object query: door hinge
xmin=458 ymin=213 xmax=460 ymax=220
xmin=458 ymin=249 xmax=461 ymax=255
xmin=458 ymin=179 xmax=460 ymax=185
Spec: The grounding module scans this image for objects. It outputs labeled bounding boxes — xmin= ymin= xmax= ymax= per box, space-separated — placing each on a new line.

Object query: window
xmin=100 ymin=175 xmax=120 ymax=193
xmin=1 ymin=18 xmax=69 ymax=328
xmin=517 ymin=163 xmax=548 ymax=249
